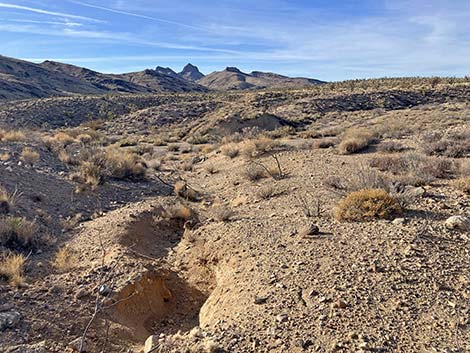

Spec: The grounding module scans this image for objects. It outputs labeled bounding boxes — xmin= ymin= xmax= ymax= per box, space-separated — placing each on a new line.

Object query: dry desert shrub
xmin=243 ymin=164 xmax=267 ymax=181
xmin=0 ymin=253 xmax=26 ymax=287
xmin=338 ymin=128 xmax=377 ymax=154
xmin=0 ymin=186 xmax=19 ymax=215
xmin=220 ymin=143 xmax=240 ymax=158
xmin=0 ymin=216 xmax=38 ymax=249
xmin=20 ymin=147 xmax=40 ymax=166
xmin=0 ymin=130 xmax=26 ymax=142
xmin=312 ymin=138 xmax=337 ymax=149
xmin=378 ymin=141 xmax=407 ymax=153
xmin=52 ymin=131 xmax=76 ymax=146
xmin=266 ymin=125 xmax=295 ymax=138
xmin=174 ymin=181 xmax=200 ymax=201
xmin=167 ymin=143 xmax=180 ymax=152
xmin=53 ymin=247 xmax=78 ymax=272
xmin=164 ymin=204 xmax=194 ymax=220
xmin=257 ymin=185 xmax=276 ymax=199
xmin=76 ymin=134 xmax=93 ymax=144
xmin=212 ymin=205 xmax=234 ymax=222
xmin=369 ymin=153 xmax=456 ymax=185
xmin=334 ymin=189 xmax=402 ymax=221
xmin=421 ymin=129 xmax=470 ymax=158
xmin=0 ymin=152 xmax=10 ymax=161
xmin=453 ymin=177 xmax=470 ymax=194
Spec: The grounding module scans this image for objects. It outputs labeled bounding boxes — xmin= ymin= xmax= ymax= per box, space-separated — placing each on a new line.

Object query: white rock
xmin=144 ymin=335 xmax=158 ymax=353
xmin=445 ymin=215 xmax=470 ymax=231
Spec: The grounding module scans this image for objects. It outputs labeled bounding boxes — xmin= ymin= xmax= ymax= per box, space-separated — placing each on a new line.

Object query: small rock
xmin=445 ymin=215 xmax=470 ymax=231
xmin=276 ymin=314 xmax=289 ymax=323
xmin=332 ymin=300 xmax=348 ymax=309
xmin=98 ymin=284 xmax=111 ymax=296
xmin=392 ymin=218 xmax=405 ymax=225
xmin=144 ymin=335 xmax=158 ymax=353
xmin=254 ymin=296 xmax=269 ymax=305
xmin=0 ymin=303 xmax=14 ymax=312
xmin=299 ymin=223 xmax=320 ymax=237
xmin=75 ymin=288 xmax=89 ymax=300
xmin=0 ymin=311 xmax=21 ymax=331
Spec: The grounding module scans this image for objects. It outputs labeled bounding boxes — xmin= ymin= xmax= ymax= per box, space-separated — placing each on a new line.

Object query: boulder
xmin=445 ymin=215 xmax=470 ymax=231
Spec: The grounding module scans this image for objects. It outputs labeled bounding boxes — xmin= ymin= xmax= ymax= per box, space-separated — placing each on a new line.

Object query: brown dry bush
xmin=0 ymin=130 xmax=26 ymax=142
xmin=212 ymin=205 xmax=234 ymax=222
xmin=312 ymin=138 xmax=337 ymax=149
xmin=243 ymin=164 xmax=267 ymax=182
xmin=0 ymin=217 xmax=38 ymax=249
xmin=174 ymin=181 xmax=200 ymax=201
xmin=220 ymin=143 xmax=240 ymax=158
xmin=338 ymin=128 xmax=377 ymax=154
xmin=52 ymin=131 xmax=76 ymax=146
xmin=0 ymin=253 xmax=26 ymax=287
xmin=20 ymin=147 xmax=40 ymax=166
xmin=334 ymin=189 xmax=402 ymax=221
xmin=421 ymin=129 xmax=470 ymax=158
xmin=53 ymin=247 xmax=78 ymax=272
xmin=378 ymin=141 xmax=407 ymax=153
xmin=257 ymin=185 xmax=276 ymax=199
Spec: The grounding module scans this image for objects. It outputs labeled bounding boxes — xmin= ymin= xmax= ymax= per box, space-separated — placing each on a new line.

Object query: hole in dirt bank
xmin=105 ymin=270 xmax=209 ymax=341
xmin=119 ymin=205 xmax=192 ymax=259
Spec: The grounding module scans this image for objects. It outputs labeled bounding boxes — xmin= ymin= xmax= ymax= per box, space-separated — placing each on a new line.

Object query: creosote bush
xmin=334 ymin=189 xmax=402 ymax=221
xmin=338 ymin=128 xmax=377 ymax=154
xmin=0 ymin=253 xmax=26 ymax=287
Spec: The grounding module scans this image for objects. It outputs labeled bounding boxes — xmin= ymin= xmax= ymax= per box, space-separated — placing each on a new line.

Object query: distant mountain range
xmin=0 ymin=54 xmax=325 ymax=100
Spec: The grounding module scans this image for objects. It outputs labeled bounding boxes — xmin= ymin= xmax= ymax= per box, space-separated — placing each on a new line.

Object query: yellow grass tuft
xmin=0 ymin=253 xmax=26 ymax=287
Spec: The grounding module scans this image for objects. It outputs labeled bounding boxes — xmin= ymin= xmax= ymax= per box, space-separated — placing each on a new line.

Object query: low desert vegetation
xmin=257 ymin=185 xmax=276 ymax=199
xmin=243 ymin=164 xmax=267 ymax=182
xmin=220 ymin=143 xmax=240 ymax=158
xmin=369 ymin=153 xmax=456 ymax=185
xmin=453 ymin=177 xmax=470 ymax=194
xmin=334 ymin=188 xmax=402 ymax=221
xmin=174 ymin=181 xmax=200 ymax=201
xmin=338 ymin=127 xmax=377 ymax=154
xmin=212 ymin=205 xmax=234 ymax=222
xmin=421 ymin=129 xmax=470 ymax=158
xmin=378 ymin=141 xmax=407 ymax=153
xmin=163 ymin=203 xmax=194 ymax=221
xmin=0 ymin=186 xmax=19 ymax=215
xmin=0 ymin=129 xmax=26 ymax=142
xmin=0 ymin=253 xmax=26 ymax=287
xmin=312 ymin=138 xmax=337 ymax=149
xmin=52 ymin=247 xmax=78 ymax=272
xmin=20 ymin=147 xmax=40 ymax=166
xmin=0 ymin=216 xmax=38 ymax=249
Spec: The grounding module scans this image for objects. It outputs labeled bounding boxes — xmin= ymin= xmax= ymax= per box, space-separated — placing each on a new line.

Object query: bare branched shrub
xmin=421 ymin=129 xmax=470 ymax=158
xmin=334 ymin=189 xmax=402 ymax=221
xmin=0 ymin=253 xmax=26 ymax=287
xmin=296 ymin=193 xmax=324 ymax=218
xmin=20 ymin=147 xmax=40 ymax=166
xmin=338 ymin=128 xmax=377 ymax=154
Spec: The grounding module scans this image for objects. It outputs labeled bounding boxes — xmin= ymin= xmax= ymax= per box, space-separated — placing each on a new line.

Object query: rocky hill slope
xmin=198 ymin=67 xmax=325 ymax=90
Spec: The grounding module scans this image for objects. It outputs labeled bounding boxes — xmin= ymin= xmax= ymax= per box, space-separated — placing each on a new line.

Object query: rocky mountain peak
xmin=179 ymin=63 xmax=204 ymax=81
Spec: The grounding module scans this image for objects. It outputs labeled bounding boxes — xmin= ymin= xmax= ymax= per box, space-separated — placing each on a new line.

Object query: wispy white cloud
xmin=68 ymin=0 xmax=212 ymax=32
xmin=0 ymin=18 xmax=83 ymax=27
xmin=0 ymin=2 xmax=104 ymax=22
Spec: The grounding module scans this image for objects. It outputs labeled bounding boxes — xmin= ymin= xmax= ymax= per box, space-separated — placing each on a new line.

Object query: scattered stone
xmin=332 ymin=300 xmax=347 ymax=309
xmin=445 ymin=215 xmax=470 ymax=231
xmin=0 ymin=303 xmax=14 ymax=312
xmin=5 ymin=341 xmax=46 ymax=353
xmin=98 ymin=284 xmax=111 ymax=296
xmin=276 ymin=314 xmax=289 ymax=323
xmin=254 ymin=296 xmax=269 ymax=305
xmin=0 ymin=311 xmax=20 ymax=331
xmin=392 ymin=218 xmax=405 ymax=225
xmin=144 ymin=335 xmax=158 ymax=353
xmin=299 ymin=223 xmax=320 ymax=237
xmin=75 ymin=288 xmax=89 ymax=300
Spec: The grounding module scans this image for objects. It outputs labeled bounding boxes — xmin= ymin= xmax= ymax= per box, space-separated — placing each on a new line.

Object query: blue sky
xmin=1 ymin=0 xmax=470 ymax=80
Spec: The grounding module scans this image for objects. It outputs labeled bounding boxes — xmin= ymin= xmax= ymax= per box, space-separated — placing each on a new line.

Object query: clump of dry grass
xmin=52 ymin=247 xmax=78 ymax=272
xmin=0 ymin=130 xmax=26 ymax=142
xmin=220 ymin=143 xmax=240 ymax=158
xmin=104 ymin=148 xmax=146 ymax=180
xmin=257 ymin=185 xmax=276 ymax=199
xmin=0 ymin=216 xmax=37 ymax=249
xmin=243 ymin=164 xmax=267 ymax=181
xmin=453 ymin=177 xmax=470 ymax=194
xmin=0 ymin=253 xmax=26 ymax=287
xmin=212 ymin=205 xmax=234 ymax=222
xmin=20 ymin=147 xmax=40 ymax=166
xmin=334 ymin=189 xmax=402 ymax=221
xmin=338 ymin=128 xmax=377 ymax=154
xmin=0 ymin=152 xmax=10 ymax=161
xmin=0 ymin=186 xmax=19 ymax=215
xmin=77 ymin=134 xmax=93 ymax=144
xmin=421 ymin=129 xmax=470 ymax=158
xmin=52 ymin=131 xmax=76 ymax=146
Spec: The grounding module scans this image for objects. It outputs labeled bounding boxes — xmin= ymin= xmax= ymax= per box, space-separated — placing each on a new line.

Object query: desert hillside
xmin=0 ymin=77 xmax=469 ymax=353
